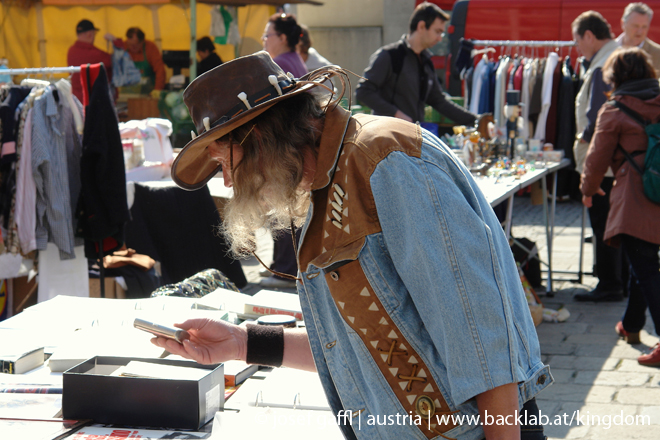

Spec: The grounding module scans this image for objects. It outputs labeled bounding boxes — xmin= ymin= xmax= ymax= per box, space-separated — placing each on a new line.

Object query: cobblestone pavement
xmin=240 ymin=194 xmax=660 ymax=439
xmin=512 ymin=195 xmax=659 ymax=440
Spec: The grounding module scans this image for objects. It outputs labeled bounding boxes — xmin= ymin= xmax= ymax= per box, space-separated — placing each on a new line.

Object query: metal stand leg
xmin=541 ymin=175 xmax=553 ymax=296
xmin=504 ymin=195 xmax=515 ymax=239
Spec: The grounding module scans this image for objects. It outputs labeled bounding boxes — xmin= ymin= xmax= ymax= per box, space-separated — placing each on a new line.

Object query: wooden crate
xmin=127 ymin=98 xmax=160 ymax=120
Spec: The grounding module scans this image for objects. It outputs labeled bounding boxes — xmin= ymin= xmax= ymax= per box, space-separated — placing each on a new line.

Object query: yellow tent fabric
xmin=0 ymin=2 xmax=272 ymax=78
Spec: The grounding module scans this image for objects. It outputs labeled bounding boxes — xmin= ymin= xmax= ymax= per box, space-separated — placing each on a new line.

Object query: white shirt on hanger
xmin=469 ymin=57 xmax=488 ymax=114
xmin=520 ymin=58 xmax=532 ymax=140
xmin=533 ymin=52 xmax=559 ymax=141
xmin=494 ymin=56 xmax=510 ymax=127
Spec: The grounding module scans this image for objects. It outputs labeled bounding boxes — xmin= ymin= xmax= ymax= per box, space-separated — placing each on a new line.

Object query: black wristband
xmin=246 ymin=324 xmax=284 ymax=367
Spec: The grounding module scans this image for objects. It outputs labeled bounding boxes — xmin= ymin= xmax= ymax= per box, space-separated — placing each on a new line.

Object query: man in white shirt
xmin=618 ymin=2 xmax=660 ymax=74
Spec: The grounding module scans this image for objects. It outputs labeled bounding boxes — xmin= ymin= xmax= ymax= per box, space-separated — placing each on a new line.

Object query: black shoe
xmin=574 ymin=287 xmax=624 ymax=302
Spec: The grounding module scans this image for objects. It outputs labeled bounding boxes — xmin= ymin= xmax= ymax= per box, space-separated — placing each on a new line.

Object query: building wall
xmin=293 ymin=0 xmax=416 ymax=98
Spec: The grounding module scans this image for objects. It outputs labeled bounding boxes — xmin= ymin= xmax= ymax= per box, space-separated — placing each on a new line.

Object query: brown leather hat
xmin=172 ymin=51 xmax=325 ymax=190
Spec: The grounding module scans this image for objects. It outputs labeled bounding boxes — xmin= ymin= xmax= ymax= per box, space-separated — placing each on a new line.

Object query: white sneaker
xmin=258 ymin=268 xmax=271 ymax=277
xmin=260 ymin=276 xmax=297 ymax=289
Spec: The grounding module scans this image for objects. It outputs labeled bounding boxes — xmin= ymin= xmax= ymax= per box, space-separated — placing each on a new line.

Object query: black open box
xmin=63 ymin=356 xmax=224 ymax=430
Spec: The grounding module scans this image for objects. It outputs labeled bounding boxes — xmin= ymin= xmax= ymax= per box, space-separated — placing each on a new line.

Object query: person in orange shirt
xmin=105 ymin=27 xmax=165 ymax=94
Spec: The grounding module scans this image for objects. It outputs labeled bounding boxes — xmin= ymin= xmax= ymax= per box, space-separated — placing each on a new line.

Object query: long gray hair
xmin=220 ymin=92 xmax=325 ymax=258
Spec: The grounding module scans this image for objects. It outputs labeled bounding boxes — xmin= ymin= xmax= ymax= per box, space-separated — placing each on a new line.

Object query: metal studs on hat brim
xmin=171 ymin=51 xmax=338 ymax=191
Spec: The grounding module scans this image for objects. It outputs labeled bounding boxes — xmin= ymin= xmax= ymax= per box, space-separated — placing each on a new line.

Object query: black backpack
xmin=609 ymin=100 xmax=660 ymax=204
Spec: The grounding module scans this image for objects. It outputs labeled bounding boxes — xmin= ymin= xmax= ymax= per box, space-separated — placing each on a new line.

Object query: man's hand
xmin=477 ymin=113 xmax=495 ymax=140
xmin=394 ymin=109 xmax=413 ymax=122
xmin=582 ymin=187 xmax=606 ymax=208
xmin=151 ymin=318 xmax=247 ymax=365
xmin=150 ymin=89 xmax=162 ymax=100
xmin=103 ymin=33 xmax=116 ymax=42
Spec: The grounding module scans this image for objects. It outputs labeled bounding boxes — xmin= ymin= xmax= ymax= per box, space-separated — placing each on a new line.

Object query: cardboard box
xmin=88 ymin=277 xmax=126 ymax=299
xmin=63 ymin=356 xmax=224 ymax=430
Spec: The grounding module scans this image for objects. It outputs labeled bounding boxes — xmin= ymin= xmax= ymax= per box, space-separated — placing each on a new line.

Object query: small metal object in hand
xmin=134 ymin=318 xmax=190 ymax=343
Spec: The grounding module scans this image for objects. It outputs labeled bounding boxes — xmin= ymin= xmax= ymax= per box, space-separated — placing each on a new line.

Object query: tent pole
xmin=151 ymin=5 xmax=162 ymax=52
xmin=190 ymin=0 xmax=197 ymax=80
xmin=35 ymin=2 xmax=47 ymax=67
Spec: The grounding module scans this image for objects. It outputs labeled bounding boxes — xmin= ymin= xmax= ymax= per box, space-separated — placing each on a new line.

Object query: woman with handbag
xmin=581 ymin=46 xmax=660 ymax=367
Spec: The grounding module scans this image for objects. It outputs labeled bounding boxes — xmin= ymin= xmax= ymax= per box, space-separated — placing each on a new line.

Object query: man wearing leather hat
xmin=161 ymin=51 xmax=552 ymax=440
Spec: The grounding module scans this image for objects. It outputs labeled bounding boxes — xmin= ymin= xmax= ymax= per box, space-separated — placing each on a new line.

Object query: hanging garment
xmin=478 ymin=61 xmax=495 ymax=114
xmin=528 ymin=58 xmax=545 ymax=133
xmin=513 ymin=61 xmax=524 ymax=91
xmin=210 ymin=6 xmax=240 ymax=46
xmin=554 ymin=56 xmax=580 ymax=198
xmin=469 ymin=57 xmax=487 ymax=114
xmin=15 ymin=107 xmax=36 ymax=254
xmin=521 ymin=59 xmax=533 ymax=140
xmin=555 ymin=57 xmax=578 ymax=161
xmin=31 ymin=85 xmax=84 ymax=260
xmin=76 ymin=64 xmax=130 ymax=260
xmin=533 ymin=52 xmax=559 ymax=141
xmin=464 ymin=64 xmax=474 ymax=111
xmin=543 ymin=59 xmax=562 ymax=145
xmin=111 ymin=48 xmax=142 ymax=88
xmin=494 ymin=57 xmax=510 ymax=126
xmin=0 ymin=86 xmax=31 ymax=162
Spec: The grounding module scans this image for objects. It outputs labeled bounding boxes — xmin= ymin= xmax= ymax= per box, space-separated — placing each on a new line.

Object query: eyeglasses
xmin=262 ymin=33 xmax=280 ymax=40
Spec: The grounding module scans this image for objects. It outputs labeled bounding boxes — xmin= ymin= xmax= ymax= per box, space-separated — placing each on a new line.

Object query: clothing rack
xmin=471 ymin=40 xmax=575 ymax=48
xmin=2 ymin=66 xmax=81 ymax=75
xmin=1 ymin=64 xmax=109 ymax=301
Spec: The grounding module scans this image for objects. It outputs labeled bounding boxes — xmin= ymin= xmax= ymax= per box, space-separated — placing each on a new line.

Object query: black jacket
xmin=76 ymin=66 xmax=130 ymax=259
xmin=356 ymin=36 xmax=476 ymax=125
xmin=198 ymin=52 xmax=223 ymax=76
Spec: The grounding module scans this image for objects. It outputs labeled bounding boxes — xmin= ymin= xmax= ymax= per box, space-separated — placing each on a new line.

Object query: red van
xmin=445 ymin=0 xmax=660 ymax=94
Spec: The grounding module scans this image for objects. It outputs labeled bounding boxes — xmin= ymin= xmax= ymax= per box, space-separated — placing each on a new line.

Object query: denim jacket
xmin=297 ymin=105 xmax=552 ymax=440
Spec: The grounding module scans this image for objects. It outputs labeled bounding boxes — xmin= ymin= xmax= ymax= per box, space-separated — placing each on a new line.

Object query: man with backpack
xmin=356 ymin=2 xmax=477 ymax=125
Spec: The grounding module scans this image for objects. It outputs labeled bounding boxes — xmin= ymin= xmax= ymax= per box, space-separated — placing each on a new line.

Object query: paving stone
xmin=547 ymin=355 xmax=579 ymax=369
xmin=610 ymin=344 xmax=649 ymax=360
xmin=587 ymin=323 xmax=625 ymax=335
xmin=615 ymin=388 xmax=659 ymax=405
xmin=575 ymin=371 xmax=650 ymax=387
xmin=575 ymin=344 xmax=617 ymax=358
xmin=545 ymin=423 xmax=590 ymax=439
xmin=618 ymin=359 xmax=660 ymax=373
xmin=542 ymin=343 xmax=578 ymax=356
xmin=582 ymin=421 xmax=656 ymax=439
xmin=565 ymin=333 xmax=620 ymax=345
xmin=640 ymin=406 xmax=660 ymax=425
xmin=535 ymin=383 xmax=592 ymax=402
xmin=538 ymin=322 xmax=590 ymax=336
xmin=648 ymin=374 xmax=660 ymax=388
xmin=537 ymin=400 xmax=561 ymax=417
xmin=548 ymin=368 xmax=575 ymax=383
xmin=584 ymin=386 xmax=617 ymax=403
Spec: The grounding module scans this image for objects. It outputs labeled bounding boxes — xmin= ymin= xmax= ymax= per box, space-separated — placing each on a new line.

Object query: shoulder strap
xmin=609 ymin=99 xmax=650 ymax=126
xmin=388 ymin=43 xmax=408 ymax=76
xmin=608 ymin=100 xmax=646 ymax=175
xmin=386 ymin=43 xmax=408 ymax=104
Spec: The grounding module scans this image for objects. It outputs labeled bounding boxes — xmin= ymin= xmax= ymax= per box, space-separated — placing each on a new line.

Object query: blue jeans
xmin=621 ymin=234 xmax=660 ymax=335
